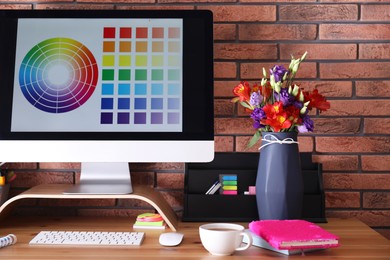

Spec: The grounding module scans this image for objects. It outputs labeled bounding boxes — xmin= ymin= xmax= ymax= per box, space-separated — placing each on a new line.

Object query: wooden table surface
xmin=0 ymin=217 xmax=389 ymax=259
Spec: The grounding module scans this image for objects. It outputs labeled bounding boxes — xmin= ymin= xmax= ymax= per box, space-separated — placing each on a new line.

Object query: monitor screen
xmin=0 ymin=10 xmax=214 ymax=194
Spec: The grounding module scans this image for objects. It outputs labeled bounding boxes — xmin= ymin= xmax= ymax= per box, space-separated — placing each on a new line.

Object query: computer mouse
xmin=159 ymin=232 xmax=184 ymax=246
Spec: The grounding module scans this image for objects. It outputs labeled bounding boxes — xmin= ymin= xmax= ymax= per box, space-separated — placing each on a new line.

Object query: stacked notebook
xmin=243 ymin=220 xmax=339 ymax=255
xmin=133 ymin=213 xmax=166 ymax=229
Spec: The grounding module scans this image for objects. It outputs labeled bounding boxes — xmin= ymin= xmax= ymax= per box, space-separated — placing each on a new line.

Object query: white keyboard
xmin=30 ymin=231 xmax=145 ymax=246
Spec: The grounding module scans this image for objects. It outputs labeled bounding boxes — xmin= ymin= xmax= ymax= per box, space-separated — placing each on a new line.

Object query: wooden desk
xmin=0 ymin=217 xmax=389 ymax=259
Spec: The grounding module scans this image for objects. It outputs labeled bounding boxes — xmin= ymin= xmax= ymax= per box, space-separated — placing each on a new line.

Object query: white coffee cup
xmin=199 ymin=223 xmax=253 ymax=256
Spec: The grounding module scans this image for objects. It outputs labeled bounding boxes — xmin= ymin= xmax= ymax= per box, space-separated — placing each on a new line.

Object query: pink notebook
xmin=249 ymin=220 xmax=339 ymax=250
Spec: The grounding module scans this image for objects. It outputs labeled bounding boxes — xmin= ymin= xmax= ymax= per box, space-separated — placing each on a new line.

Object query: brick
xmin=12 ymin=171 xmax=74 ymax=188
xmin=215 ymin=118 xmax=254 ymax=135
xmin=323 ymin=173 xmax=390 ymax=190
xmin=131 ymin=171 xmax=155 ymax=186
xmin=241 ymin=0 xmax=316 ymax=2
xmin=1 ymin=163 xmax=37 ymax=170
xmin=241 ymin=62 xmax=316 ymax=80
xmin=317 ymin=137 xmax=390 ymax=153
xmin=117 ymin=4 xmax=192 ymax=9
xmin=36 ymin=4 xmax=113 ymax=9
xmin=360 ymin=44 xmax=390 ymax=60
xmin=312 ymin=118 xmax=361 ymax=134
xmin=363 ymin=192 xmax=390 ymax=209
xmin=312 ymin=155 xmax=359 ymax=171
xmin=239 ymin=24 xmax=317 ymax=41
xmin=214 ymin=99 xmax=234 ymax=116
xmin=156 ymin=172 xmax=184 ymax=189
xmin=159 ymin=190 xmax=184 ymax=209
xmin=361 ymin=155 xmax=390 ymax=171
xmin=361 ymin=4 xmax=390 ymax=21
xmin=280 ymin=44 xmax=357 ymax=60
xmin=302 ymin=81 xmax=352 ymax=98
xmin=322 ymin=100 xmax=390 ymax=116
xmin=79 ymin=0 xmax=154 ymax=3
xmin=159 ymin=0 xmax=234 ymax=3
xmin=214 ymin=62 xmax=237 ymax=79
xmin=198 ymin=5 xmax=275 ymax=22
xmin=39 ymin=163 xmax=80 ymax=169
xmin=235 ymin=136 xmax=260 ymax=152
xmin=214 ymin=24 xmax=236 ymax=41
xmin=214 ymin=136 xmax=234 ymax=152
xmin=320 ymin=24 xmax=390 ymax=40
xmin=325 ymin=191 xmax=360 ymax=208
xmin=279 ymin=4 xmax=358 ymax=21
xmin=364 ymin=118 xmax=390 ymax=134
xmin=0 ymin=4 xmax=32 ymax=9
xmin=214 ymin=80 xmax=239 ymax=98
xmin=214 ymin=43 xmax=277 ymax=60
xmin=321 ymin=62 xmax=390 ymax=79
xmin=130 ymin=162 xmax=184 ymax=171
xmin=326 ymin=210 xmax=390 ymax=227
xmin=356 ymin=81 xmax=390 ymax=97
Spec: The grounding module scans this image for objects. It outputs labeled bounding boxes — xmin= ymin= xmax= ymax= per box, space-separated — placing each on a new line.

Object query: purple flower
xmin=298 ymin=115 xmax=314 ymax=133
xmin=293 ymin=100 xmax=303 ymax=110
xmin=250 ymin=107 xmax=266 ymax=129
xmin=270 ymin=65 xmax=289 ymax=82
xmin=279 ymin=88 xmax=295 ymax=106
xmin=250 ymin=91 xmax=263 ymax=107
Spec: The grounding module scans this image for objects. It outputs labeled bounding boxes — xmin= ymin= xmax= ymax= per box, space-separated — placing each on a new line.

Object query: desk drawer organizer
xmin=183 ymin=152 xmax=326 ymax=223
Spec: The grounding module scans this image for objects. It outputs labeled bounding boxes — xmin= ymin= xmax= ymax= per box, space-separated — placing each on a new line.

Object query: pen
xmin=205 ymin=180 xmax=220 ymax=195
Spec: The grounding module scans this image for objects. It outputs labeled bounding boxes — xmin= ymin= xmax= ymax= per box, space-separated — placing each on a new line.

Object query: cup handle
xmin=235 ymin=231 xmax=253 ymax=251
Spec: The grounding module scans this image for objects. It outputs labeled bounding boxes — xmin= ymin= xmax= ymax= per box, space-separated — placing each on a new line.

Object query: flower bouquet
xmin=232 ymin=52 xmax=330 ymax=148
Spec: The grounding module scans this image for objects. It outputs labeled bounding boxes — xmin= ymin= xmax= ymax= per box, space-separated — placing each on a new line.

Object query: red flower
xmin=260 ymin=81 xmax=273 ymax=100
xmin=285 ymin=105 xmax=301 ymax=125
xmin=261 ymin=102 xmax=292 ymax=132
xmin=304 ymin=89 xmax=330 ymax=112
xmin=233 ymin=81 xmax=251 ymax=102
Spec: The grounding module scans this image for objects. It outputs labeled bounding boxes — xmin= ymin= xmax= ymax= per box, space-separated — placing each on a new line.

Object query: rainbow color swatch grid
xmin=100 ymin=23 xmax=182 ymax=127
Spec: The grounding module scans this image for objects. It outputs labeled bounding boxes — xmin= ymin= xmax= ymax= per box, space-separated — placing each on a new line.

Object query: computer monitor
xmin=0 ymin=10 xmax=214 ymax=194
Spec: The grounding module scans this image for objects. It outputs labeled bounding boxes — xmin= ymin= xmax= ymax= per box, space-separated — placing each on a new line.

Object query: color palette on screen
xmin=19 ymin=38 xmax=98 ymax=113
xmin=100 ymin=23 xmax=182 ymax=126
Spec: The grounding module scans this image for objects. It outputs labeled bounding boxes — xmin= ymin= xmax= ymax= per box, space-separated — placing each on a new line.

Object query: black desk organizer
xmin=183 ymin=152 xmax=326 ymax=223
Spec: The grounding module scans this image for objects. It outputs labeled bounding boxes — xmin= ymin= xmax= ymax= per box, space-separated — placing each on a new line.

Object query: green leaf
xmin=231 ymin=97 xmax=240 ymax=103
xmin=247 ymin=131 xmax=261 ymax=149
xmin=240 ymin=101 xmax=253 ymax=110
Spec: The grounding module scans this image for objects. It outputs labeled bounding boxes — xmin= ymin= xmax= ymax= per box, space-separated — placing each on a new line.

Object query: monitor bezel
xmin=0 ymin=9 xmax=214 ymax=142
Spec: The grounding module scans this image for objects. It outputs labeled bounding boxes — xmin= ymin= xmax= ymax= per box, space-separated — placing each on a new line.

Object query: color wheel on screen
xmin=19 ymin=37 xmax=98 ymax=113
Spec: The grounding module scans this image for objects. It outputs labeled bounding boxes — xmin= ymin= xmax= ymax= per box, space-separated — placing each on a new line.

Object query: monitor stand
xmin=63 ymin=162 xmax=133 ymax=195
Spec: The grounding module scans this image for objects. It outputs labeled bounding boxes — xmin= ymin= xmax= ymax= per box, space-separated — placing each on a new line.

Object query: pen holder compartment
xmin=183 ymin=152 xmax=326 ymax=222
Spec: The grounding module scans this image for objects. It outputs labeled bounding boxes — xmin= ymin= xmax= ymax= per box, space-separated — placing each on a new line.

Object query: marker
xmin=222 ymin=185 xmax=237 ymax=191
xmin=222 ymin=190 xmax=237 ymax=195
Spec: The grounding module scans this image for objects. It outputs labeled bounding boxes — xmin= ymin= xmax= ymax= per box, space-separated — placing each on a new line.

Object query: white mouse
xmin=159 ymin=232 xmax=184 ymax=246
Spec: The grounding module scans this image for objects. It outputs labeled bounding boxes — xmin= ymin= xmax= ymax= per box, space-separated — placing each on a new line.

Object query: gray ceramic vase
xmin=255 ymin=131 xmax=304 ymax=220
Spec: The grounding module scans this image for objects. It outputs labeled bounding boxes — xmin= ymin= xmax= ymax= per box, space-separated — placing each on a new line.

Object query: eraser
xmin=249 ymin=186 xmax=256 ymax=195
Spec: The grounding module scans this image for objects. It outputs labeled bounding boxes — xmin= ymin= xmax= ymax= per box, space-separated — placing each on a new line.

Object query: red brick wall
xmin=1 ymin=1 xmax=389 ymax=239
